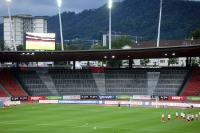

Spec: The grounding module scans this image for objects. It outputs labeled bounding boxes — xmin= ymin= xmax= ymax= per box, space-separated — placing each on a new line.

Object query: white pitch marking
xmin=36 ymin=124 xmax=55 ymax=126
xmin=140 ymin=129 xmax=181 ymax=133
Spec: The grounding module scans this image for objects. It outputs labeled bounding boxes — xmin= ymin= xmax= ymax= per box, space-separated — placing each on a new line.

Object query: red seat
xmin=0 ymin=70 xmax=27 ymax=97
xmin=181 ymin=67 xmax=200 ymax=96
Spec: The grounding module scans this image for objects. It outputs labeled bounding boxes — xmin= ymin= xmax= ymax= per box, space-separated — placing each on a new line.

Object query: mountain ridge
xmin=1 ymin=0 xmax=200 ymax=42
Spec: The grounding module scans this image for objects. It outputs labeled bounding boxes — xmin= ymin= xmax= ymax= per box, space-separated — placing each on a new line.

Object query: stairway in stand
xmin=0 ymin=88 xmax=8 ymax=97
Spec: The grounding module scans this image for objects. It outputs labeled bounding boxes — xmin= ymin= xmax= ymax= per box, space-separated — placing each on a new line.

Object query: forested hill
xmin=1 ymin=0 xmax=200 ymax=42
xmin=48 ymin=0 xmax=200 ymax=42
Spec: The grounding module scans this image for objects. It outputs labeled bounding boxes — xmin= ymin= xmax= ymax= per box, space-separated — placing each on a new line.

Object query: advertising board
xmin=58 ymin=100 xmax=99 ymax=104
xmin=187 ymin=96 xmax=200 ymax=101
xmin=98 ymin=95 xmax=115 ymax=99
xmin=63 ymin=95 xmax=81 ymax=100
xmin=28 ymin=96 xmax=46 ymax=101
xmin=158 ymin=96 xmax=169 ymax=100
xmin=81 ymin=95 xmax=98 ymax=99
xmin=168 ymin=96 xmax=186 ymax=101
xmin=11 ymin=96 xmax=28 ymax=101
xmin=132 ymin=95 xmax=151 ymax=100
xmin=39 ymin=100 xmax=58 ymax=104
xmin=115 ymin=95 xmax=132 ymax=100
xmin=46 ymin=96 xmax=63 ymax=100
xmin=0 ymin=97 xmax=10 ymax=101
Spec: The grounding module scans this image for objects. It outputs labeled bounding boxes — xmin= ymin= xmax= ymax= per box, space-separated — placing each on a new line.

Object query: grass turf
xmin=0 ymin=104 xmax=199 ymax=133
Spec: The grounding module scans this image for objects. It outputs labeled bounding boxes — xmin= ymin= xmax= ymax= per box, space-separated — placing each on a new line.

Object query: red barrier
xmin=88 ymin=66 xmax=113 ymax=73
xmin=21 ymin=67 xmax=28 ymax=71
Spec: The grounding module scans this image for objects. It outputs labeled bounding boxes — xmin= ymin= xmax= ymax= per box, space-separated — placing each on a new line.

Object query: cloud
xmin=0 ymin=0 xmax=116 ymax=23
xmin=0 ymin=0 xmax=123 ymax=24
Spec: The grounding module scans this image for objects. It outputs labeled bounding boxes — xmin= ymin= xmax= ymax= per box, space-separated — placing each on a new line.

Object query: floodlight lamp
xmin=57 ymin=0 xmax=61 ymax=7
xmin=6 ymin=0 xmax=11 ymax=2
xmin=108 ymin=0 xmax=112 ymax=8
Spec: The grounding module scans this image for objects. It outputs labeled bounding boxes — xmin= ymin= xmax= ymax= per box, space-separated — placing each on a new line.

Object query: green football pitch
xmin=0 ymin=104 xmax=199 ymax=133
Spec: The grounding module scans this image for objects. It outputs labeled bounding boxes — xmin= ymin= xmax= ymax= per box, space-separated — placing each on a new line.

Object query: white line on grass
xmin=90 ymin=110 xmax=98 ymax=111
xmin=1 ymin=123 xmax=30 ymax=124
xmin=139 ymin=129 xmax=181 ymax=133
xmin=77 ymin=125 xmax=131 ymax=130
xmin=77 ymin=126 xmax=198 ymax=133
xmin=0 ymin=120 xmax=30 ymax=124
xmin=36 ymin=124 xmax=55 ymax=126
xmin=35 ymin=120 xmax=89 ymax=128
xmin=63 ymin=120 xmax=88 ymax=125
xmin=5 ymin=128 xmax=53 ymax=130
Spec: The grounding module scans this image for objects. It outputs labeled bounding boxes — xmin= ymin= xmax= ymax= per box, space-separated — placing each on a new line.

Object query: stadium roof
xmin=0 ymin=44 xmax=200 ymax=62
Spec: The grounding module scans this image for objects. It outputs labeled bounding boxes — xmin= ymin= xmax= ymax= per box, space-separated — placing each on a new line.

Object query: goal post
xmin=129 ymin=96 xmax=159 ymax=108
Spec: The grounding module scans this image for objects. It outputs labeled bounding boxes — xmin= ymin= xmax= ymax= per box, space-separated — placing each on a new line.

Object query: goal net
xmin=129 ymin=96 xmax=159 ymax=108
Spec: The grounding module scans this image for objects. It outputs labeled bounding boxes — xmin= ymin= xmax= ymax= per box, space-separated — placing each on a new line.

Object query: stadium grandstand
xmin=0 ymin=44 xmax=200 ymax=97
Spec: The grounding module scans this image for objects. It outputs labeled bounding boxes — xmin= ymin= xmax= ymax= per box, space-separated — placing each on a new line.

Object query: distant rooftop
xmin=131 ymin=40 xmax=200 ymax=48
xmin=15 ymin=14 xmax=32 ymax=17
xmin=2 ymin=14 xmax=48 ymax=19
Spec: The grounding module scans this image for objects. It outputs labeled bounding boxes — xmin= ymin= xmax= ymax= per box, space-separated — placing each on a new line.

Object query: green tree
xmin=0 ymin=41 xmax=5 ymax=51
xmin=25 ymin=62 xmax=29 ymax=66
xmin=140 ymin=58 xmax=150 ymax=67
xmin=191 ymin=57 xmax=200 ymax=66
xmin=111 ymin=37 xmax=133 ymax=49
xmin=55 ymin=43 xmax=68 ymax=51
xmin=17 ymin=45 xmax=24 ymax=51
xmin=0 ymin=41 xmax=11 ymax=51
xmin=168 ymin=58 xmax=178 ymax=66
xmin=80 ymin=44 xmax=85 ymax=50
xmin=67 ymin=44 xmax=79 ymax=50
xmin=123 ymin=59 xmax=135 ymax=68
xmin=89 ymin=44 xmax=102 ymax=50
xmin=191 ymin=28 xmax=200 ymax=39
xmin=102 ymin=38 xmax=133 ymax=67
xmin=55 ymin=44 xmax=62 ymax=51
xmin=107 ymin=60 xmax=122 ymax=68
xmin=54 ymin=61 xmax=68 ymax=65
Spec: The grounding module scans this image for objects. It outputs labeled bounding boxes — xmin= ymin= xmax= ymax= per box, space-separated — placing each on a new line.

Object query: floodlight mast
xmin=157 ymin=0 xmax=162 ymax=47
xmin=57 ymin=0 xmax=64 ymax=51
xmin=6 ymin=0 xmax=17 ymax=51
xmin=108 ymin=0 xmax=112 ymax=49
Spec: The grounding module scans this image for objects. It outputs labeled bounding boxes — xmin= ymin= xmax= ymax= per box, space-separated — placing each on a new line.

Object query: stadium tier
xmin=18 ymin=71 xmax=53 ymax=96
xmin=105 ymin=69 xmax=148 ymax=95
xmin=153 ymin=68 xmax=189 ymax=96
xmin=0 ymin=67 xmax=200 ymax=96
xmin=49 ymin=70 xmax=99 ymax=95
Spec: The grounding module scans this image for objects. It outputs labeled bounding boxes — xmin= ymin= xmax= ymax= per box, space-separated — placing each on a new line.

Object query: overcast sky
xmin=1 ymin=0 xmax=200 ymax=24
xmin=0 ymin=0 xmax=119 ymax=23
